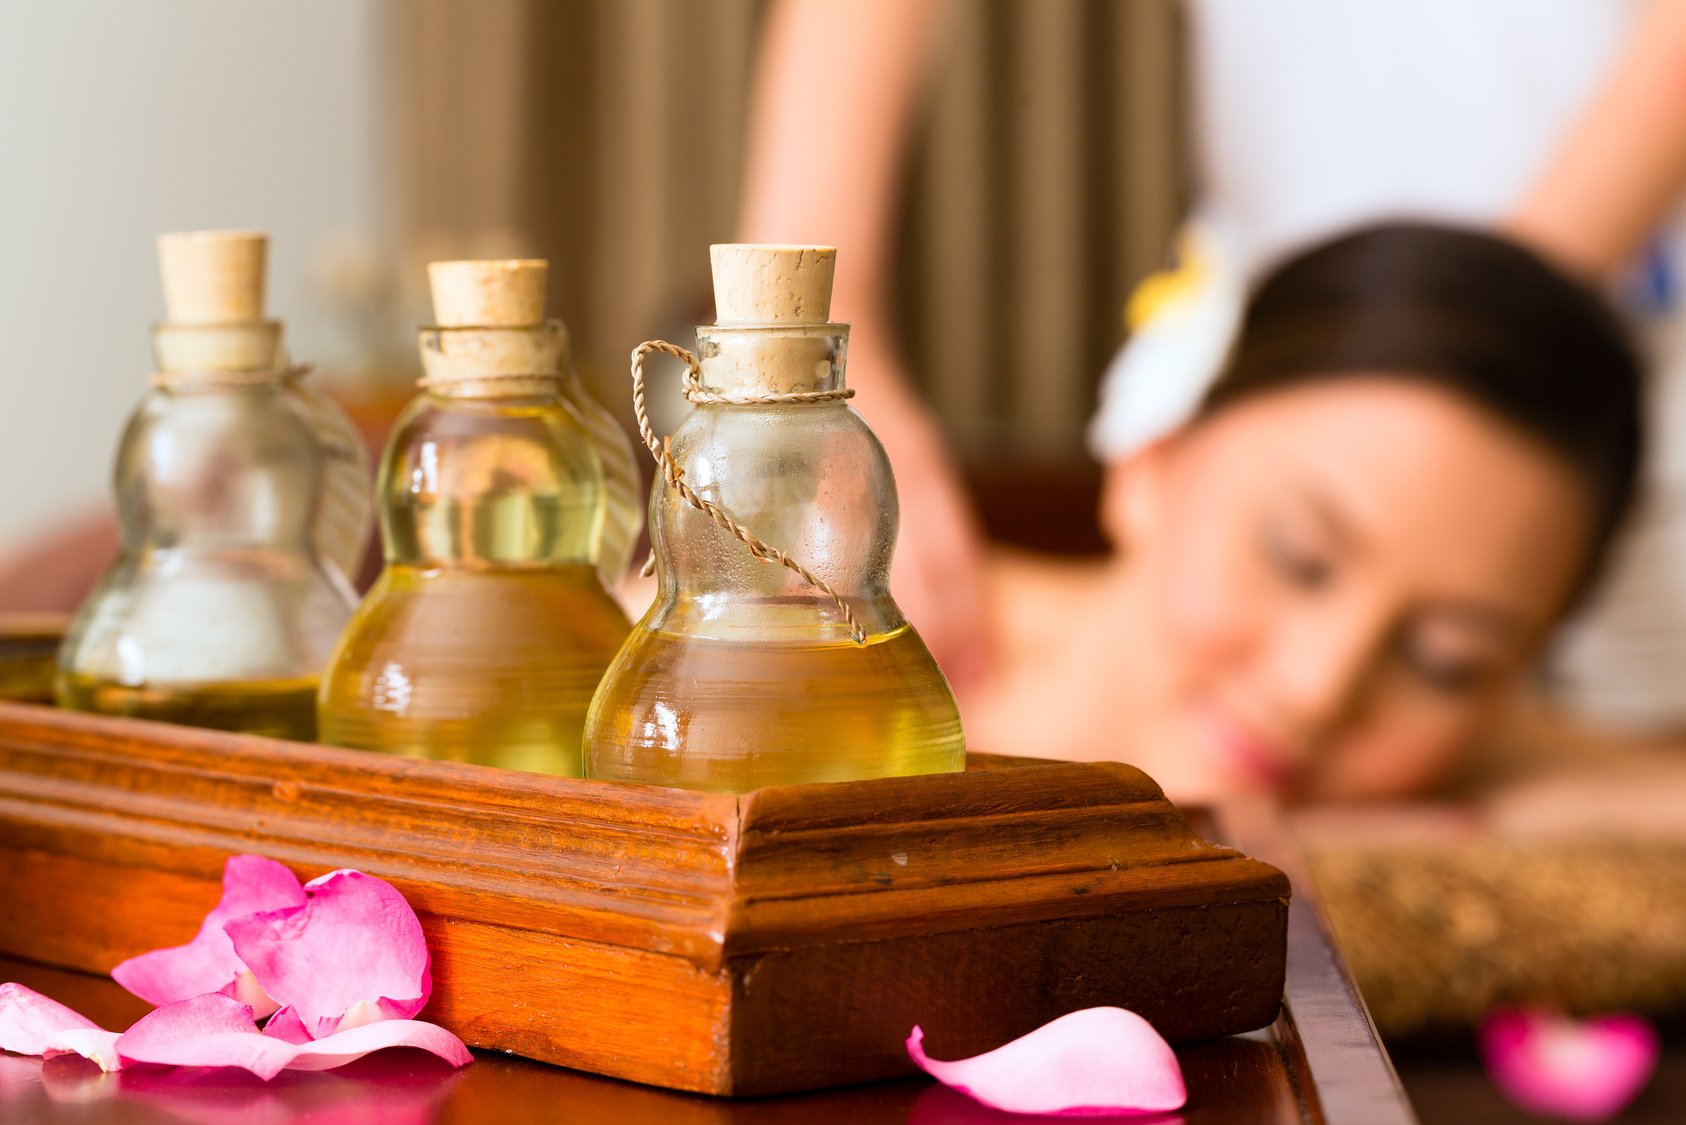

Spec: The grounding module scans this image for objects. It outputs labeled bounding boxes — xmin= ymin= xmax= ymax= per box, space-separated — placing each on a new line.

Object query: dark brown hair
xmin=1201 ymin=221 xmax=1644 ymax=598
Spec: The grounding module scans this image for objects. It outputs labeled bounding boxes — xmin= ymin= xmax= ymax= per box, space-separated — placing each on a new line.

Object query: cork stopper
xmin=419 ymin=259 xmax=567 ymax=389
xmin=698 ymin=245 xmax=846 ymax=396
xmin=429 ymin=259 xmax=547 ymax=327
xmin=711 ymin=245 xmax=836 ymax=325
xmin=157 ymin=230 xmax=267 ymax=324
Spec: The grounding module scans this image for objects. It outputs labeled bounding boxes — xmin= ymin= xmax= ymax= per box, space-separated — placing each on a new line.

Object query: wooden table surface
xmin=0 ymin=804 xmax=1415 ymax=1124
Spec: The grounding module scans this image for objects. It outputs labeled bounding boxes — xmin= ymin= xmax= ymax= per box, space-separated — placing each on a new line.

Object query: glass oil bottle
xmin=317 ymin=260 xmax=636 ymax=774
xmin=56 ymin=230 xmax=368 ymax=739
xmin=584 ymin=244 xmax=966 ymax=791
xmin=558 ymin=343 xmax=642 ymax=589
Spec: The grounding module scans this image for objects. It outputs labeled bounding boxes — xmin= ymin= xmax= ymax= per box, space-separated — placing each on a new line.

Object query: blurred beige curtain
xmin=392 ymin=0 xmax=1184 ymax=466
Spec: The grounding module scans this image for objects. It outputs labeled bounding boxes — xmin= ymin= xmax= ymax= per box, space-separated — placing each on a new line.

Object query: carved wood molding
xmin=0 ymin=702 xmax=1286 ymax=1094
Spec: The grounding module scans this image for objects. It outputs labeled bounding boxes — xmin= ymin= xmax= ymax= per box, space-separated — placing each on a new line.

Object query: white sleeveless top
xmin=1091 ymin=0 xmax=1686 ymax=728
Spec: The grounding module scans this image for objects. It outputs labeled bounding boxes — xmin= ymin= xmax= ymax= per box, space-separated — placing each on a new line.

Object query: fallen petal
xmin=908 ymin=1008 xmax=1186 ymax=1117
xmin=0 ymin=982 xmax=100 ymax=1046
xmin=264 ymin=1016 xmax=471 ymax=1075
xmin=112 ymin=855 xmax=305 ymax=1018
xmin=261 ymin=1006 xmax=312 ymax=1045
xmin=116 ymin=996 xmax=290 ymax=1079
xmin=225 ymin=869 xmax=431 ymax=1040
xmin=1481 ymin=1009 xmax=1659 ymax=1123
xmin=116 ymin=993 xmax=470 ymax=1081
xmin=0 ymin=983 xmax=123 ymax=1072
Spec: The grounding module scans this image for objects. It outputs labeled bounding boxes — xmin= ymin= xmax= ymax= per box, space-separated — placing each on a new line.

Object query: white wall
xmin=0 ymin=0 xmax=388 ymax=543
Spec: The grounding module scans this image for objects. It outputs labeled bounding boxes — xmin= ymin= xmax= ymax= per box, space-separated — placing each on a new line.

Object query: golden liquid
xmin=318 ymin=563 xmax=630 ymax=774
xmin=585 ymin=625 xmax=966 ymax=791
xmin=56 ymin=672 xmax=319 ymax=740
xmin=1 ymin=625 xmax=62 ymax=703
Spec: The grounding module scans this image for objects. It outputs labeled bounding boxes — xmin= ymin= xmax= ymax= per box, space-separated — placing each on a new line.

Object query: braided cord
xmin=631 ymin=339 xmax=865 ymax=645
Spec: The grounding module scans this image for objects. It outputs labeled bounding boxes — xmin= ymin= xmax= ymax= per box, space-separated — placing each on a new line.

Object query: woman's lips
xmin=1199 ymin=708 xmax=1299 ymax=792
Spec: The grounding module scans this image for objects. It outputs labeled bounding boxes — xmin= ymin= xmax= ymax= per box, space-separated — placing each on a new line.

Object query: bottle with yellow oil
xmin=56 ymin=230 xmax=369 ymax=740
xmin=557 ymin=336 xmax=642 ymax=590
xmin=317 ymin=259 xmax=635 ymax=774
xmin=584 ymin=244 xmax=965 ymax=791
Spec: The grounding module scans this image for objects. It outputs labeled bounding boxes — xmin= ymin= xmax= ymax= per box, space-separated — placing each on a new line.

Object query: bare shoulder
xmin=962 ymin=548 xmax=1125 ymax=763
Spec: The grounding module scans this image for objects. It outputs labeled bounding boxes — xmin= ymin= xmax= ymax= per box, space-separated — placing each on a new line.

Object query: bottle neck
xmin=418 ymin=320 xmax=573 ymax=399
xmin=696 ymin=324 xmax=848 ymax=396
xmin=152 ymin=321 xmax=286 ymax=375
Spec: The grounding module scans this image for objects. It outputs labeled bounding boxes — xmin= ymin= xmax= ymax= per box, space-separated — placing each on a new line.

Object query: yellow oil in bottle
xmin=55 ymin=671 xmax=320 ymax=740
xmin=585 ymin=624 xmax=965 ymax=790
xmin=56 ymin=230 xmax=358 ymax=740
xmin=319 ymin=563 xmax=629 ymax=774
xmin=319 ymin=259 xmax=639 ymax=773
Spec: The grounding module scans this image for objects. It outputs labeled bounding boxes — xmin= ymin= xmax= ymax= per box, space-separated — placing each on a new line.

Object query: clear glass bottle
xmin=56 ymin=230 xmax=367 ymax=740
xmin=317 ymin=260 xmax=635 ymax=774
xmin=584 ymin=245 xmax=966 ymax=791
xmin=558 ymin=352 xmax=642 ymax=589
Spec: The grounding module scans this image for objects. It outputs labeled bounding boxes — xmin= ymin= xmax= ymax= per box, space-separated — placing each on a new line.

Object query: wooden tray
xmin=0 ymin=701 xmax=1289 ymax=1096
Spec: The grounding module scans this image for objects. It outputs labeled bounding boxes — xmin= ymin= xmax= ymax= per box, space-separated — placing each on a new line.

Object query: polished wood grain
xmin=0 ymin=804 xmax=1412 ymax=1122
xmin=0 ymin=701 xmax=1288 ymax=1096
xmin=1215 ymin=802 xmax=1416 ymax=1125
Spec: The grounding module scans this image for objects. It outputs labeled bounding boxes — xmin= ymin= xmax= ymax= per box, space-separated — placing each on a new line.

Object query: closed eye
xmin=1262 ymin=522 xmax=1335 ymax=591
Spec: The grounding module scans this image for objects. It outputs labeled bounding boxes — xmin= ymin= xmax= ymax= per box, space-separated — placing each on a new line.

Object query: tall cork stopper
xmin=701 ymin=245 xmax=844 ymax=395
xmin=711 ymin=244 xmax=836 ymax=325
xmin=153 ymin=230 xmax=283 ymax=373
xmin=157 ymin=230 xmax=268 ymax=324
xmin=420 ymin=259 xmax=566 ymax=387
xmin=429 ymin=259 xmax=547 ymax=327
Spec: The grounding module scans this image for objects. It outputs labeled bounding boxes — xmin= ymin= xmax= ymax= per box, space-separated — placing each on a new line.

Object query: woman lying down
xmin=967 ymin=223 xmax=1685 ymax=1034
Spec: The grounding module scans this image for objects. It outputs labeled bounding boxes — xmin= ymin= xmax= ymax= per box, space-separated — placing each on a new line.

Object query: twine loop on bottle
xmin=149 ymin=363 xmax=313 ymax=390
xmin=631 ymin=339 xmax=865 ymax=645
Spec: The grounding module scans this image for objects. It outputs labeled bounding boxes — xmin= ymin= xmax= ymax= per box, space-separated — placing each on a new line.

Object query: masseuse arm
xmin=1510 ymin=0 xmax=1686 ymax=278
xmin=736 ymin=0 xmax=991 ymax=687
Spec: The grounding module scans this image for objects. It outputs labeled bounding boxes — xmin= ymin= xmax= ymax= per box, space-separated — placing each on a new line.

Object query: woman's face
xmin=1106 ymin=377 xmax=1595 ymax=803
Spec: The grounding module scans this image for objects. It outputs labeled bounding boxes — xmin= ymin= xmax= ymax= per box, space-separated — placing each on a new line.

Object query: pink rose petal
xmin=1481 ymin=1009 xmax=1659 ymax=1122
xmin=116 ymin=993 xmax=471 ymax=1082
xmin=112 ymin=855 xmax=306 ymax=1017
xmin=908 ymin=1007 xmax=1187 ymax=1117
xmin=0 ymin=983 xmax=122 ymax=1072
xmin=260 ymin=1006 xmax=312 ymax=1045
xmin=225 ymin=869 xmax=431 ymax=1040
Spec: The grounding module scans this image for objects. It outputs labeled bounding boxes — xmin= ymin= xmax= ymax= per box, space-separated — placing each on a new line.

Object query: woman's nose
xmin=1266 ymin=600 xmax=1389 ymax=743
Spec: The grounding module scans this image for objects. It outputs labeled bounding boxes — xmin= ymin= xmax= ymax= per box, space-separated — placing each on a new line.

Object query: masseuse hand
xmin=846 ymin=328 xmax=991 ymax=690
